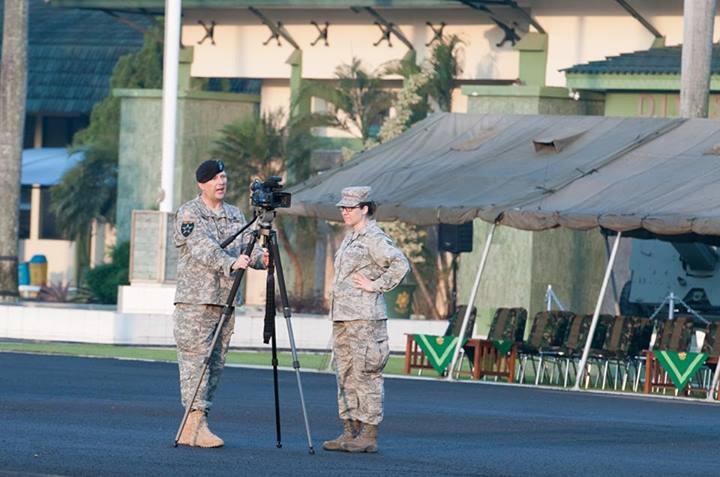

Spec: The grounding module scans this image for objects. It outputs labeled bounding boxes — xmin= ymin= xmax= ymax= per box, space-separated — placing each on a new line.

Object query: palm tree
xmin=211 ymin=112 xmax=317 ymax=296
xmin=211 ymin=111 xmax=286 ymax=206
xmin=427 ymin=35 xmax=464 ymax=112
xmin=293 ymin=57 xmax=394 ymax=144
xmin=50 ymin=142 xmax=118 ymax=278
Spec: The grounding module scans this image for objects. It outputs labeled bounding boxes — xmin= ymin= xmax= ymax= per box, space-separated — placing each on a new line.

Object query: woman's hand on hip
xmin=352 ymin=273 xmax=375 ymax=292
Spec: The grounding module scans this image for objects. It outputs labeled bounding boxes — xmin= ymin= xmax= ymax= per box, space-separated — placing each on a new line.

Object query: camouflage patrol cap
xmin=336 ymin=186 xmax=371 ymax=207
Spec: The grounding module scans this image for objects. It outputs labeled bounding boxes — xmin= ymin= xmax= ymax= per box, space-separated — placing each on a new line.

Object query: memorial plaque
xmin=130 ymin=211 xmax=177 ymax=283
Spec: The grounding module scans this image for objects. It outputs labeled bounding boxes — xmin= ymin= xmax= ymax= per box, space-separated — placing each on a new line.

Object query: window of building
xmin=40 ymin=186 xmax=67 ymax=240
xmin=23 ymin=115 xmax=36 ymax=149
xmin=19 ymin=186 xmax=32 ymax=239
xmin=42 ymin=115 xmax=89 ymax=148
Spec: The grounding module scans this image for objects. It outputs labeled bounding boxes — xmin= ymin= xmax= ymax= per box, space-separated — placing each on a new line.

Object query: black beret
xmin=195 ymin=160 xmax=225 ymax=183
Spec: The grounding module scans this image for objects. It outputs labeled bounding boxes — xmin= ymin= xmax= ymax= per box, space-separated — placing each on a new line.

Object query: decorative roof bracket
xmin=248 ymin=6 xmax=300 ymax=49
xmin=458 ymin=0 xmax=545 ymax=35
xmin=310 ymin=20 xmax=330 ymax=46
xmin=351 ymin=6 xmax=414 ymax=50
xmin=425 ymin=21 xmax=446 ymax=47
xmin=197 ymin=20 xmax=216 ymax=45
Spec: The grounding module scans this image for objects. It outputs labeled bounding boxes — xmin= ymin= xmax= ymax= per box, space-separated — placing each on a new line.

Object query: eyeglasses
xmin=340 ymin=206 xmax=359 ymax=212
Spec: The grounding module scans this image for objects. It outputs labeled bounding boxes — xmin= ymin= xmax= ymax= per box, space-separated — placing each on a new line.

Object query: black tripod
xmin=173 ymin=209 xmax=314 ymax=454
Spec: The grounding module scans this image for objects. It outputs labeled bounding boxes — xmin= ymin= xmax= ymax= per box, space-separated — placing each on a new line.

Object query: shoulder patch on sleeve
xmin=180 ymin=222 xmax=194 ymax=237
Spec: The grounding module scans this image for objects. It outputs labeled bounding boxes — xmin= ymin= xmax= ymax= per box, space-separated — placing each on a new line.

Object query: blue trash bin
xmin=17 ymin=262 xmax=30 ymax=286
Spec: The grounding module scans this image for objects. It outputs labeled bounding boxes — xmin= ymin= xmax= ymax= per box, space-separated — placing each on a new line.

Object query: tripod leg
xmin=271 ymin=319 xmax=282 ymax=448
xmin=264 ymin=241 xmax=283 ymax=448
xmin=174 ymin=236 xmax=257 ymax=447
xmin=269 ymin=231 xmax=315 ymax=454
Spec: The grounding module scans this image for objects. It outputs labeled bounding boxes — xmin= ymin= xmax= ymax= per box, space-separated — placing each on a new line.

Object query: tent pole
xmin=603 ymin=234 xmax=621 ymax=315
xmin=573 ymin=231 xmax=623 ymax=391
xmin=446 ymin=223 xmax=497 ymax=381
xmin=707 ymin=358 xmax=720 ymax=401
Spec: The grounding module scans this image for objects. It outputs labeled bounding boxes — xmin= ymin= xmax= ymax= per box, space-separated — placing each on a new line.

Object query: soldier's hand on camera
xmin=262 ymin=248 xmax=270 ymax=267
xmin=352 ymin=273 xmax=374 ymax=292
xmin=232 ymin=254 xmax=251 ymax=271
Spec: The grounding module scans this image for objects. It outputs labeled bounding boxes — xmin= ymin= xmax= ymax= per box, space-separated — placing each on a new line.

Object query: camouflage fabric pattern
xmin=655 ymin=316 xmax=694 ymax=352
xmin=602 ymin=316 xmax=627 ymax=356
xmin=487 ymin=307 xmax=527 ymax=342
xmin=526 ymin=311 xmax=575 ymax=351
xmin=336 ymin=186 xmax=372 ymax=207
xmin=565 ymin=314 xmax=612 ymax=353
xmin=613 ymin=316 xmax=653 ymax=357
xmin=332 ymin=319 xmax=390 ymax=425
xmin=701 ymin=323 xmax=720 ymax=355
xmin=174 ymin=303 xmax=235 ymax=411
xmin=174 ymin=195 xmax=263 ymax=306
xmin=444 ymin=305 xmax=477 ymax=340
xmin=331 ymin=220 xmax=409 ymax=322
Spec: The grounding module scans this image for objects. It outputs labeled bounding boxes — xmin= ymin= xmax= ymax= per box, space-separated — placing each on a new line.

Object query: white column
xmin=573 ymin=231 xmax=622 ymax=391
xmin=29 ymin=185 xmax=41 ymax=240
xmin=159 ymin=0 xmax=182 ymax=213
xmin=446 ymin=223 xmax=496 ymax=381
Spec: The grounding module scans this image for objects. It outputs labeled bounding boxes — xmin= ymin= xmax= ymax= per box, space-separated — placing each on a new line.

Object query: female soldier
xmin=323 ymin=186 xmax=409 ymax=453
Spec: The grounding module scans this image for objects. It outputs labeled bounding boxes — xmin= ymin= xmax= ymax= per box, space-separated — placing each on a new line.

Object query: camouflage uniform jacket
xmin=174 ymin=195 xmax=262 ymax=306
xmin=331 ymin=220 xmax=409 ymax=321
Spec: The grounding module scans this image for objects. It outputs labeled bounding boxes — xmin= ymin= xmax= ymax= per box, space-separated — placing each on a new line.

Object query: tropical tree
xmin=378 ymin=52 xmax=432 ymax=143
xmin=51 ymin=23 xmax=163 ymax=278
xmin=0 ymin=0 xmax=28 ymax=302
xmin=426 ymin=34 xmax=464 ymax=112
xmin=294 ymin=57 xmax=394 ymax=144
xmin=211 ymin=112 xmax=317 ymax=296
xmin=211 ymin=111 xmax=286 ymax=206
xmin=375 ymin=37 xmax=465 ymax=318
xmin=378 ymin=51 xmax=431 ymax=140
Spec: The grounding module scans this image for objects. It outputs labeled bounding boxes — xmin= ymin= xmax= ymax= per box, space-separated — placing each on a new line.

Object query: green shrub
xmin=84 ymin=241 xmax=130 ymax=304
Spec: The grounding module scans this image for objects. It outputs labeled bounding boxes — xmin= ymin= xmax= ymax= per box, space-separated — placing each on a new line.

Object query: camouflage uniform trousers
xmin=174 ymin=303 xmax=235 ymax=412
xmin=332 ymin=319 xmax=390 ymax=426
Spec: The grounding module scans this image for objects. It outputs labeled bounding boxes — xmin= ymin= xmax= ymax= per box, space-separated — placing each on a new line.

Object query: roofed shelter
xmin=284 ymin=112 xmax=720 ymax=386
xmin=0 ymin=0 xmax=150 ymax=148
xmin=284 ymin=112 xmax=680 ymax=332
xmin=565 ymin=44 xmax=720 ymax=119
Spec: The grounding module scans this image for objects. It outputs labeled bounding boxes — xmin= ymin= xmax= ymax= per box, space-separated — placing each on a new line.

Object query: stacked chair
xmin=444 ymin=305 xmax=479 ymax=377
xmin=517 ymin=312 xmax=652 ymax=389
xmin=470 ymin=307 xmax=527 ymax=382
xmin=558 ymin=314 xmax=614 ymax=388
xmin=642 ymin=315 xmax=695 ymax=394
xmin=700 ymin=323 xmax=720 ymax=399
xmin=587 ymin=315 xmax=653 ymax=391
xmin=516 ymin=310 xmax=575 ymax=385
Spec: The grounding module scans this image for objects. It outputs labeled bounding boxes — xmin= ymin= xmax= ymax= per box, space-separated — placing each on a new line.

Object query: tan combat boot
xmin=341 ymin=423 xmax=378 ymax=453
xmin=177 ymin=410 xmax=224 ymax=448
xmin=177 ymin=409 xmax=200 ymax=446
xmin=322 ymin=420 xmax=359 ymax=451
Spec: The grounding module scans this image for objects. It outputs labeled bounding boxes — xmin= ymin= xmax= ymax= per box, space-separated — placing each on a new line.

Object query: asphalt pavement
xmin=1 ymin=352 xmax=719 ymax=477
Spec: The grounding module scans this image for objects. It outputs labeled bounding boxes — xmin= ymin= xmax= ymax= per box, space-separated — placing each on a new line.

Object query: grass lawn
xmin=0 ymin=341 xmax=416 ymax=376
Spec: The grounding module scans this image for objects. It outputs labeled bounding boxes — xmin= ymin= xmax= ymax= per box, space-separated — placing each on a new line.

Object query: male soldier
xmin=323 ymin=186 xmax=409 ymax=453
xmin=174 ymin=159 xmax=266 ymax=448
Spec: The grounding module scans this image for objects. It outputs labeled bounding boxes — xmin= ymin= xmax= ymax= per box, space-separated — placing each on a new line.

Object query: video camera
xmin=250 ymin=176 xmax=291 ymax=210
